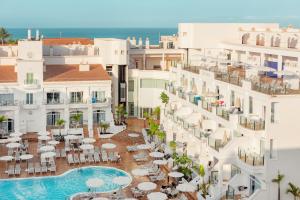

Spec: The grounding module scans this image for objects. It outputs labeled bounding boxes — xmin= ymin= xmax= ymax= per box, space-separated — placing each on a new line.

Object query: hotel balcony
xmin=90 ymin=98 xmax=111 ymax=107
xmin=23 ymin=79 xmax=40 ymax=89
xmin=208 ymin=135 xmax=231 ymax=152
xmin=0 ymin=100 xmax=19 ymax=111
xmin=216 ymin=106 xmax=230 ymax=121
xmin=238 ymin=115 xmax=265 ymax=131
xmin=237 ymin=147 xmax=264 ymax=167
xmin=44 ymin=99 xmax=64 ymax=105
xmin=68 ymin=99 xmax=88 ymax=109
xmin=21 ymin=101 xmax=39 ymax=109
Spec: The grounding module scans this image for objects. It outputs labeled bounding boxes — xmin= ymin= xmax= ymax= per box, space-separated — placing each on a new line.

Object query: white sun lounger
xmin=80 ymin=153 xmax=86 ymax=163
xmin=14 ymin=164 xmax=21 ymax=175
xmin=27 ymin=162 xmax=34 ymax=174
xmin=94 ymin=153 xmax=100 ymax=162
xmin=35 ymin=163 xmax=41 ymax=174
xmin=73 ymin=154 xmax=80 ymax=164
xmin=7 ymin=165 xmax=14 ymax=176
xmin=49 ymin=164 xmax=56 ymax=173
xmin=101 ymin=151 xmax=108 ymax=162
xmin=67 ymin=154 xmax=74 ymax=165
xmin=41 ymin=164 xmax=47 ymax=173
xmin=88 ymin=154 xmax=94 ymax=163
xmin=61 ymin=149 xmax=67 ymax=158
xmin=55 ymin=149 xmax=61 ymax=158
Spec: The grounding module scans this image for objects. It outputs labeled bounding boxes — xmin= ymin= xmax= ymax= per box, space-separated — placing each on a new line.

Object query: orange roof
xmin=44 ymin=64 xmax=111 ymax=82
xmin=43 ymin=38 xmax=94 ymax=46
xmin=0 ymin=66 xmax=17 ymax=83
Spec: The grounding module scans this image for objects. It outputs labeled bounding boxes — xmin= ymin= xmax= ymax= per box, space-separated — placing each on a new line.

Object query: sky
xmin=1 ymin=0 xmax=300 ymax=28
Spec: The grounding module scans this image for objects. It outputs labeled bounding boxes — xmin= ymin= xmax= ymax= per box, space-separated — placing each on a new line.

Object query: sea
xmin=7 ymin=28 xmax=177 ymax=44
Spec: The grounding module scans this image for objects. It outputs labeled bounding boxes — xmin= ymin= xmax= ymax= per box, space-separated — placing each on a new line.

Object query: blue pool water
xmin=0 ymin=166 xmax=132 ymax=200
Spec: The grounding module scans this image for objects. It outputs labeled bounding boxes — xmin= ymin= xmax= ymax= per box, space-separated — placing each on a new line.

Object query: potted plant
xmin=286 ymin=182 xmax=300 ymax=200
xmin=55 ymin=119 xmax=65 ymax=141
xmin=272 ymin=171 xmax=284 ymax=200
xmin=199 ymin=182 xmax=211 ymax=199
xmin=115 ymin=104 xmax=127 ymax=125
xmin=71 ymin=113 xmax=82 ymax=128
xmin=102 ymin=122 xmax=110 ymax=134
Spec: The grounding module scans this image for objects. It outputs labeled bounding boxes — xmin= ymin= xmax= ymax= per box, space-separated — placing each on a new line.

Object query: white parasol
xmin=137 ymin=182 xmax=157 ymax=191
xmin=102 ymin=143 xmax=116 ymax=149
xmin=147 ymin=192 xmax=167 ymax=200
xmin=168 ymin=171 xmax=184 ymax=178
xmin=39 ymin=145 xmax=55 ymax=152
xmin=153 ymin=159 xmax=167 ymax=165
xmin=6 ymin=142 xmax=21 ymax=149
xmin=41 ymin=151 xmax=56 ymax=159
xmin=176 ymin=183 xmax=197 ymax=192
xmin=80 ymin=144 xmax=94 ymax=150
xmin=38 ymin=135 xmax=51 ymax=141
xmin=48 ymin=140 xmax=59 ymax=146
xmin=112 ymin=176 xmax=132 ymax=186
xmin=149 ymin=152 xmax=164 ymax=158
xmin=82 ymin=138 xmax=96 ymax=144
xmin=131 ymin=168 xmax=149 ymax=176
xmin=137 ymin=144 xmax=151 ymax=150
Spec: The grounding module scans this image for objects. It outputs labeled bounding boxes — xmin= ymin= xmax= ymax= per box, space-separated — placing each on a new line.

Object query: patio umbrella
xmin=20 ymin=154 xmax=33 ymax=160
xmin=6 ymin=142 xmax=21 ymax=149
xmin=80 ymin=144 xmax=94 ymax=151
xmin=147 ymin=192 xmax=167 ymax=200
xmin=176 ymin=183 xmax=197 ymax=192
xmin=137 ymin=144 xmax=151 ymax=150
xmin=112 ymin=176 xmax=131 ymax=187
xmin=128 ymin=133 xmax=139 ymax=138
xmin=168 ymin=171 xmax=184 ymax=178
xmin=38 ymin=131 xmax=50 ymax=136
xmin=39 ymin=145 xmax=55 ymax=152
xmin=131 ymin=168 xmax=149 ymax=176
xmin=48 ymin=140 xmax=59 ymax=146
xmin=102 ymin=143 xmax=116 ymax=150
xmin=153 ymin=159 xmax=167 ymax=165
xmin=137 ymin=182 xmax=157 ymax=192
xmin=82 ymin=138 xmax=96 ymax=144
xmin=41 ymin=151 xmax=56 ymax=159
xmin=8 ymin=137 xmax=22 ymax=142
xmin=38 ymin=135 xmax=51 ymax=141
xmin=10 ymin=132 xmax=23 ymax=137
xmin=0 ymin=155 xmax=13 ymax=161
xmin=86 ymin=178 xmax=104 ymax=188
xmin=149 ymin=152 xmax=164 ymax=158
xmin=65 ymin=135 xmax=78 ymax=140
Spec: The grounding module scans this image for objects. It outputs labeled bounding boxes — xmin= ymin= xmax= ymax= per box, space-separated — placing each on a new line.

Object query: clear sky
xmin=1 ymin=0 xmax=300 ymax=28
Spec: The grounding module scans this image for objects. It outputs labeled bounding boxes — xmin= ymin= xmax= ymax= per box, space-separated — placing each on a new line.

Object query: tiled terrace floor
xmin=0 ymin=118 xmax=197 ymax=200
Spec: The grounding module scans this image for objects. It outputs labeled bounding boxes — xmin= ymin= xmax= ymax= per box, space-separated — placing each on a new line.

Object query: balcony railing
xmin=239 ymin=116 xmax=265 ymax=131
xmin=216 ymin=106 xmax=230 ymax=120
xmin=24 ymin=79 xmax=39 ymax=85
xmin=91 ymin=98 xmax=107 ymax=104
xmin=208 ymin=136 xmax=231 ymax=152
xmin=0 ymin=100 xmax=17 ymax=106
xmin=69 ymin=99 xmax=87 ymax=104
xmin=202 ymin=101 xmax=213 ymax=112
xmin=44 ymin=99 xmax=64 ymax=105
xmin=238 ymin=147 xmax=264 ymax=166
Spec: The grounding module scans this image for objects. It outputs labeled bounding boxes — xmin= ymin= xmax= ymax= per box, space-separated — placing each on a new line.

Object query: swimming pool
xmin=0 ymin=166 xmax=132 ymax=200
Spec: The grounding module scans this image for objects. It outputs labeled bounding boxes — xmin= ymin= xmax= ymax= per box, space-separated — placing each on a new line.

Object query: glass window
xmin=70 ymin=92 xmax=83 ymax=103
xmin=128 ymin=102 xmax=134 ymax=116
xmin=0 ymin=94 xmax=14 ymax=106
xmin=46 ymin=112 xmax=60 ymax=126
xmin=140 ymin=79 xmax=168 ymax=89
xmin=47 ymin=92 xmax=60 ymax=104
xmin=249 ymin=96 xmax=253 ymax=114
xmin=93 ymin=110 xmax=106 ymax=124
xmin=26 ymin=93 xmax=33 ymax=104
xmin=92 ymin=91 xmax=105 ymax=103
xmin=128 ymin=80 xmax=134 ymax=92
xmin=271 ymin=102 xmax=278 ymax=123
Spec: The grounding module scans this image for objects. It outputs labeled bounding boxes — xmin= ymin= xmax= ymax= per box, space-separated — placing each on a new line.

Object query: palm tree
xmin=148 ymin=120 xmax=159 ymax=142
xmin=272 ymin=171 xmax=284 ymax=200
xmin=55 ymin=119 xmax=65 ymax=136
xmin=286 ymin=182 xmax=300 ymax=200
xmin=0 ymin=28 xmax=10 ymax=45
xmin=115 ymin=104 xmax=127 ymax=125
xmin=71 ymin=113 xmax=82 ymax=128
xmin=156 ymin=130 xmax=166 ymax=143
xmin=102 ymin=122 xmax=110 ymax=134
xmin=143 ymin=111 xmax=150 ymax=128
xmin=160 ymin=92 xmax=169 ymax=107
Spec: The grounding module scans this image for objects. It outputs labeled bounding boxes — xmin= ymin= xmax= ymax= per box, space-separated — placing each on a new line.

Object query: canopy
xmin=131 ymin=168 xmax=149 ymax=176
xmin=149 ymin=152 xmax=164 ymax=158
xmin=112 ymin=176 xmax=131 ymax=186
xmin=6 ymin=142 xmax=21 ymax=148
xmin=168 ymin=171 xmax=184 ymax=178
xmin=137 ymin=144 xmax=151 ymax=150
xmin=80 ymin=144 xmax=94 ymax=150
xmin=82 ymin=138 xmax=96 ymax=144
xmin=147 ymin=192 xmax=167 ymax=200
xmin=41 ymin=151 xmax=56 ymax=159
xmin=86 ymin=178 xmax=104 ymax=188
xmin=153 ymin=159 xmax=167 ymax=165
xmin=176 ymin=183 xmax=197 ymax=192
xmin=137 ymin=182 xmax=157 ymax=191
xmin=102 ymin=143 xmax=116 ymax=149
xmin=39 ymin=145 xmax=55 ymax=152
xmin=20 ymin=154 xmax=33 ymax=160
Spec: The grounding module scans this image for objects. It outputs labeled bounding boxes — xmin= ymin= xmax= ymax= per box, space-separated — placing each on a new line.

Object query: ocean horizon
xmin=7 ymin=28 xmax=178 ymax=44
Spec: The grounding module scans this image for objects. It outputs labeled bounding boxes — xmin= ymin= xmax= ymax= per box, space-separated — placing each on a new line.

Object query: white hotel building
xmin=0 ymin=23 xmax=300 ymax=199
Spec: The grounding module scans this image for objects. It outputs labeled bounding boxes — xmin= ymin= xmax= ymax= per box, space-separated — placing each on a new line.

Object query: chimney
xmin=36 ymin=30 xmax=40 ymax=40
xmin=145 ymin=37 xmax=150 ymax=49
xmin=27 ymin=29 xmax=32 ymax=40
xmin=138 ymin=37 xmax=143 ymax=48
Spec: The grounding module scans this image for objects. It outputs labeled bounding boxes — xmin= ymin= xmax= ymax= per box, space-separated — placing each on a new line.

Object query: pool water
xmin=0 ymin=166 xmax=132 ymax=200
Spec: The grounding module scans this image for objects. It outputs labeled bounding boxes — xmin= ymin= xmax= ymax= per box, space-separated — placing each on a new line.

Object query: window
xmin=70 ymin=92 xmax=83 ymax=103
xmin=271 ymin=102 xmax=278 ymax=123
xmin=0 ymin=94 xmax=14 ymax=106
xmin=69 ymin=111 xmax=83 ymax=128
xmin=92 ymin=91 xmax=105 ymax=103
xmin=106 ymin=65 xmax=113 ymax=76
xmin=121 ymin=50 xmax=124 ymax=55
xmin=26 ymin=73 xmax=34 ymax=84
xmin=93 ymin=110 xmax=106 ymax=124
xmin=47 ymin=92 xmax=60 ymax=104
xmin=249 ymin=96 xmax=253 ymax=114
xmin=26 ymin=93 xmax=33 ymax=104
xmin=47 ymin=112 xmax=60 ymax=126
xmin=128 ymin=80 xmax=134 ymax=92
xmin=120 ymin=83 xmax=126 ymax=102
xmin=140 ymin=79 xmax=168 ymax=89
xmin=128 ymin=102 xmax=135 ymax=116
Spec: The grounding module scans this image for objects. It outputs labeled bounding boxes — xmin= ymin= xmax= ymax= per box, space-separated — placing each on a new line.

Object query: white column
xmin=14 ymin=109 xmax=20 ymax=132
xmin=260 ymin=53 xmax=265 ymax=66
xmin=88 ymin=105 xmax=93 ymax=137
xmin=64 ymin=108 xmax=69 ymax=131
xmin=278 ymin=55 xmax=283 ymax=71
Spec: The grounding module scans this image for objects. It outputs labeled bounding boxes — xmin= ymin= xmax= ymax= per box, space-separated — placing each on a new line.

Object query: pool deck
xmin=0 ymin=118 xmax=197 ymax=200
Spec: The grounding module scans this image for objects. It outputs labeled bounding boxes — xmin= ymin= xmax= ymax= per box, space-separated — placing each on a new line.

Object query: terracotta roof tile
xmin=0 ymin=65 xmax=17 ymax=83
xmin=44 ymin=64 xmax=110 ymax=82
xmin=43 ymin=38 xmax=94 ymax=46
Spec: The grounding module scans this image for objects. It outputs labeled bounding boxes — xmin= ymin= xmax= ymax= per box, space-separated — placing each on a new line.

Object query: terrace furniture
xmin=41 ymin=163 xmax=48 ymax=173
xmin=34 ymin=163 xmax=41 ymax=174
xmin=55 ymin=149 xmax=61 ymax=158
xmin=61 ymin=149 xmax=67 ymax=158
xmin=67 ymin=154 xmax=74 ymax=165
xmin=49 ymin=164 xmax=56 ymax=173
xmin=150 ymin=172 xmax=166 ymax=182
xmin=101 ymin=151 xmax=108 ymax=162
xmin=94 ymin=153 xmax=100 ymax=162
xmin=79 ymin=153 xmax=86 ymax=163
xmin=27 ymin=162 xmax=34 ymax=174
xmin=127 ymin=145 xmax=138 ymax=152
xmin=73 ymin=154 xmax=80 ymax=164
xmin=14 ymin=164 xmax=21 ymax=175
xmin=88 ymin=153 xmax=94 ymax=163
xmin=7 ymin=165 xmax=14 ymax=176
xmin=94 ymin=146 xmax=100 ymax=154
xmin=131 ymin=187 xmax=144 ymax=198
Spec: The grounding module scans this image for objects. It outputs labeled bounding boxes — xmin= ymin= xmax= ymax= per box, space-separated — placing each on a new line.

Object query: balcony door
xmin=47 ymin=92 xmax=60 ymax=104
xmin=70 ymin=92 xmax=83 ymax=103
